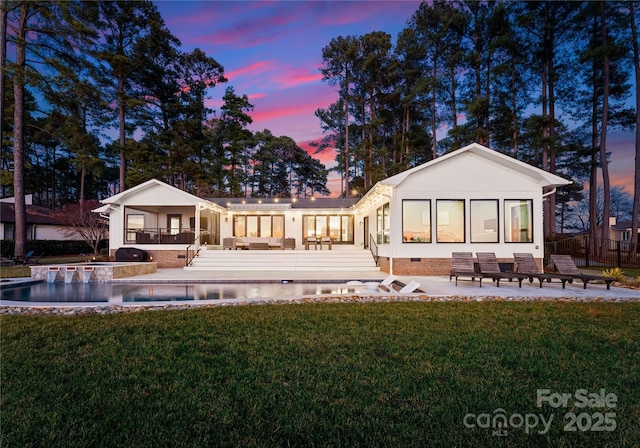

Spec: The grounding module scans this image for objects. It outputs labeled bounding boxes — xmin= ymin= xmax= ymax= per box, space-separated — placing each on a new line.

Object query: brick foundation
xmin=389 ymin=258 xmax=452 ymax=276
xmin=110 ymin=249 xmax=188 ymax=268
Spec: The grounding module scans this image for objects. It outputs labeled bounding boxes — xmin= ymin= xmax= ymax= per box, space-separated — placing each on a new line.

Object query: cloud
xmin=225 ymin=60 xmax=277 ymax=82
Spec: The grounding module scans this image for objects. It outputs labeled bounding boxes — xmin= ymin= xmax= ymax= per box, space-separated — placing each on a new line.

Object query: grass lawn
xmin=2 ymin=302 xmax=639 ymax=447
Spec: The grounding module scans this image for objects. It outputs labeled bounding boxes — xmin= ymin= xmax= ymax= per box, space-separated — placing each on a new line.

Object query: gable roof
xmin=101 ymin=179 xmax=210 ymax=206
xmin=380 ymin=143 xmax=572 ymax=189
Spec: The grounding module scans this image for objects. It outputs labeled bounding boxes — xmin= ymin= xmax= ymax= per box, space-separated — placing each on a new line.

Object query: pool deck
xmin=114 ymin=268 xmax=640 ymax=300
xmin=2 ymin=269 xmax=639 ymax=311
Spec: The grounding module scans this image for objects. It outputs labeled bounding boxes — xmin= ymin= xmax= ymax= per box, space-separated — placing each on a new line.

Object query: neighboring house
xmin=609 ymin=218 xmax=640 ymax=245
xmin=0 ymin=197 xmax=86 ymax=241
xmin=96 ymin=143 xmax=571 ymax=273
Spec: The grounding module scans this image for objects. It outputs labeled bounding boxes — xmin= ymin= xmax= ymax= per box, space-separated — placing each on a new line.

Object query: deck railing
xmin=369 ymin=234 xmax=379 ymax=266
xmin=185 ymin=233 xmax=202 ymax=267
xmin=126 ymin=228 xmax=200 ymax=245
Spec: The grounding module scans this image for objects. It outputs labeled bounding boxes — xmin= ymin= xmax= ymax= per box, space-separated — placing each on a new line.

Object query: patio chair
xmin=15 ymin=250 xmax=43 ymax=265
xmin=319 ymin=236 xmax=332 ymax=250
xmin=223 ymin=237 xmax=236 ymax=250
xmin=283 ymin=238 xmax=296 ymax=250
xmin=550 ymin=255 xmax=614 ymax=290
xmin=476 ymin=252 xmax=528 ymax=287
xmin=513 ymin=253 xmax=573 ymax=289
xmin=305 ymin=236 xmax=317 ymax=250
xmin=449 ymin=252 xmax=478 ymax=286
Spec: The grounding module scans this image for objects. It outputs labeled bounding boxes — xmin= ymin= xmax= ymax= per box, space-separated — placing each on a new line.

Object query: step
xmin=185 ymin=249 xmax=379 ymax=272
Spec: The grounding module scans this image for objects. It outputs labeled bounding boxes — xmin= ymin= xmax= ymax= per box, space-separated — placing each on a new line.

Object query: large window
xmin=402 ymin=200 xmax=431 ymax=243
xmin=376 ymin=203 xmax=390 ymax=244
xmin=504 ymin=200 xmax=533 ymax=243
xmin=470 ymin=200 xmax=499 ymax=243
xmin=233 ymin=215 xmax=284 ymax=238
xmin=436 ymin=200 xmax=465 ymax=243
xmin=126 ymin=214 xmax=144 ymax=242
xmin=303 ymin=215 xmax=354 ymax=243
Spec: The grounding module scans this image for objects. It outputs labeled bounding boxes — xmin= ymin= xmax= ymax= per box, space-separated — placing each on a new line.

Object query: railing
xmin=369 ymin=234 xmax=379 ymax=266
xmin=126 ymin=228 xmax=198 ymax=245
xmin=545 ymin=236 xmax=640 ymax=269
xmin=185 ymin=233 xmax=202 ymax=267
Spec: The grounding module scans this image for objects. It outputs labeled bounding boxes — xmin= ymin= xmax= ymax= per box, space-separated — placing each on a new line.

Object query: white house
xmin=96 ymin=143 xmax=571 ymax=274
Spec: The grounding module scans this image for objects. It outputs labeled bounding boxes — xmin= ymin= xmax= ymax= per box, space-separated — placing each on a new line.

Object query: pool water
xmin=0 ymin=282 xmax=364 ymax=304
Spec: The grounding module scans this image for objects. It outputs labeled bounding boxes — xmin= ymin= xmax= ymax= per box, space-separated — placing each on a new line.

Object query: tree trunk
xmin=12 ymin=2 xmax=28 ymax=260
xmin=629 ymin=0 xmax=640 ymax=259
xmin=0 ymin=0 xmax=7 ymax=198
xmin=589 ymin=30 xmax=599 ymax=258
xmin=344 ymin=73 xmax=349 ymax=198
xmin=118 ymin=75 xmax=126 ymax=192
xmin=599 ymin=1 xmax=611 ymax=249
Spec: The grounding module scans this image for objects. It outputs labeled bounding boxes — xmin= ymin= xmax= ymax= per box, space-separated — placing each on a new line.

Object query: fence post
xmin=616 ymin=240 xmax=621 ymax=268
xmin=585 ymin=236 xmax=590 ymax=268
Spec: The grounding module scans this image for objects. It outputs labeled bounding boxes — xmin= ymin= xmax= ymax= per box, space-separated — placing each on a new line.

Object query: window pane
xmin=383 ymin=203 xmax=390 ymax=243
xmin=126 ymin=214 xmax=144 ymax=242
xmin=402 ymin=200 xmax=431 ymax=243
xmin=505 ymin=200 xmax=533 ymax=242
xmin=315 ymin=216 xmax=327 ymax=237
xmin=437 ymin=200 xmax=465 ymax=242
xmin=470 ymin=200 xmax=498 ymax=243
xmin=246 ymin=216 xmax=258 ymax=237
xmin=377 ymin=203 xmax=390 ymax=244
xmin=327 ymin=216 xmax=339 ymax=240
xmin=272 ymin=216 xmax=284 ymax=238
xmin=341 ymin=216 xmax=353 ymax=242
xmin=260 ymin=216 xmax=271 ymax=237
xmin=377 ymin=206 xmax=383 ymax=244
xmin=303 ymin=216 xmax=315 ymax=238
xmin=234 ymin=216 xmax=246 ymax=237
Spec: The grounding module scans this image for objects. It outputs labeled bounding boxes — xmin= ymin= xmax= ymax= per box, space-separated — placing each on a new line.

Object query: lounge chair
xmin=476 ymin=252 xmax=528 ymax=287
xmin=398 ymin=280 xmax=420 ymax=293
xmin=513 ymin=253 xmax=573 ymax=288
xmin=380 ymin=279 xmax=421 ymax=293
xmin=348 ymin=274 xmax=397 ymax=288
xmin=449 ymin=252 xmax=478 ymax=286
xmin=550 ymin=255 xmax=614 ymax=290
xmin=14 ymin=250 xmax=43 ymax=265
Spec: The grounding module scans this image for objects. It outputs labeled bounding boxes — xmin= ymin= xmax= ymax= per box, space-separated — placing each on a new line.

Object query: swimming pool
xmin=0 ymin=281 xmax=368 ymax=304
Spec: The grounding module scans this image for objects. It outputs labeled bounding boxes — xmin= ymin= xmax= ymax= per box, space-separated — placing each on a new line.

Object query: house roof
xmin=379 ymin=142 xmax=572 ymax=189
xmin=612 ymin=221 xmax=640 ymax=231
xmin=0 ymin=203 xmax=66 ymax=225
xmin=207 ymin=197 xmax=358 ymax=210
xmin=101 ymin=178 xmax=207 ymax=205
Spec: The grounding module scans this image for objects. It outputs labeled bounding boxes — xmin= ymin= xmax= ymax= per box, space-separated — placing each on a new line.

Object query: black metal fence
xmin=544 ymin=236 xmax=640 ymax=269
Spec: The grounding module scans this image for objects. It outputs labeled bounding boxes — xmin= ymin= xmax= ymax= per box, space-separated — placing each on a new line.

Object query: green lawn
xmin=2 ymin=302 xmax=638 ymax=447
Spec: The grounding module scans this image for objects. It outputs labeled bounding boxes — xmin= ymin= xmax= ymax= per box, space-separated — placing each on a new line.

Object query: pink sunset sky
xmin=154 ymin=0 xmax=637 ymax=197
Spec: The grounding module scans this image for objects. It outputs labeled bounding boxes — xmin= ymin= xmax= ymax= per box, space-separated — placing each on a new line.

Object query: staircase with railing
xmin=185 ymin=247 xmax=379 ymax=272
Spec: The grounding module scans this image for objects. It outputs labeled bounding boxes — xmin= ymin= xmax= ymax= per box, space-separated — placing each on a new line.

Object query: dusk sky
xmin=154 ymin=0 xmax=636 ymax=197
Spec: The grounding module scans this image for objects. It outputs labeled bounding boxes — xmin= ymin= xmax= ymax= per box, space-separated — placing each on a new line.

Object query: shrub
xmin=602 ymin=267 xmax=625 ymax=281
xmin=0 ymin=240 xmax=108 ymax=258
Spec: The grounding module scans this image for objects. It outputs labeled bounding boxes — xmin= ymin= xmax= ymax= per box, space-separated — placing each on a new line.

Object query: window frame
xmin=402 ymin=199 xmax=432 ymax=243
xmin=504 ymin=199 xmax=533 ymax=243
xmin=436 ymin=199 xmax=465 ymax=243
xmin=470 ymin=199 xmax=499 ymax=243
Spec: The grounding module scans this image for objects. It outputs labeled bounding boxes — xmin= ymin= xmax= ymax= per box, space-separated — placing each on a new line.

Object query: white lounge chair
xmin=347 ymin=274 xmax=397 ymax=287
xmin=398 ymin=280 xmax=420 ymax=293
